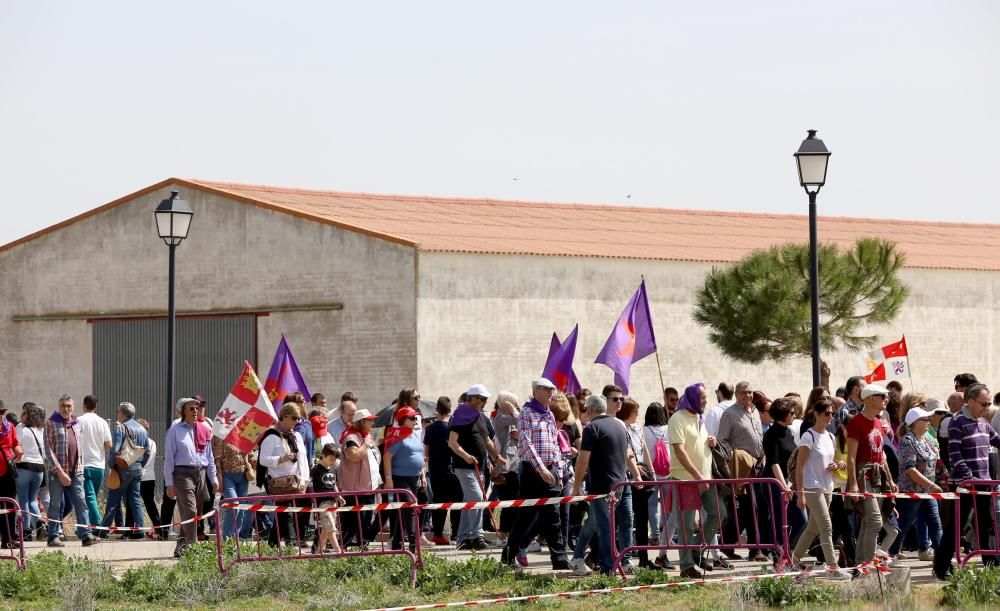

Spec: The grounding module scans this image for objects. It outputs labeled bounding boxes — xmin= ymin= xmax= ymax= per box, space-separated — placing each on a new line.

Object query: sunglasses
xmin=609 ymin=396 xmax=625 ymax=403
xmin=817 ymin=410 xmax=833 ymax=416
xmin=413 ymin=395 xmax=421 ymax=401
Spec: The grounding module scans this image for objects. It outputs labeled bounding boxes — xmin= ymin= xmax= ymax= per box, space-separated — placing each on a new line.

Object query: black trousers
xmin=934 ymin=487 xmax=998 ymax=575
xmin=502 ymin=463 xmax=567 ymax=565
xmin=389 ymin=475 xmax=420 ymax=550
xmin=429 ymin=470 xmax=461 ymax=539
xmin=0 ymin=475 xmax=16 ymax=545
xmin=829 ymin=493 xmax=856 ymax=566
xmin=128 ymin=480 xmax=162 ymax=531
xmin=493 ymin=471 xmax=521 ymax=534
xmin=722 ymin=483 xmax=772 ymax=554
xmin=632 ymin=486 xmax=653 ymax=565
xmin=267 ymin=494 xmax=304 ymax=546
xmin=159 ymin=494 xmax=175 ymax=540
xmin=340 ymin=493 xmax=378 ymax=548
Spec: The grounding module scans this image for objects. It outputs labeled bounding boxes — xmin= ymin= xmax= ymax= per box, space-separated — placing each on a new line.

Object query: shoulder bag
xmin=114 ymin=423 xmax=146 ymax=470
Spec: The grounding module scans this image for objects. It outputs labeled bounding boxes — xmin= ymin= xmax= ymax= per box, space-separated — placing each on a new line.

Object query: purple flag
xmin=542 ymin=325 xmax=581 ymax=394
xmin=262 ymin=335 xmax=311 ymax=407
xmin=594 ymin=280 xmax=657 ymax=393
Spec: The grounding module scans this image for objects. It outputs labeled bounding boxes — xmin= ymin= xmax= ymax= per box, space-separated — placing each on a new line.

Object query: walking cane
xmin=473 ymin=463 xmax=501 ymax=536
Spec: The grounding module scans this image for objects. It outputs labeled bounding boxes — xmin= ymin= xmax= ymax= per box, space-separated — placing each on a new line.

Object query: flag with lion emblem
xmin=213 ymin=361 xmax=278 ymax=452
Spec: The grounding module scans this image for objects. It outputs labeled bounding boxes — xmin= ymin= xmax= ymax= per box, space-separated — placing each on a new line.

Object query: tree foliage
xmin=693 ymin=237 xmax=909 ymax=364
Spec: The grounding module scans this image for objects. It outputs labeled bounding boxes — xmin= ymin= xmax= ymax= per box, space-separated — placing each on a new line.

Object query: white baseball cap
xmin=465 ymin=384 xmax=491 ymax=399
xmin=532 ymin=378 xmax=556 ymax=390
xmin=904 ymin=407 xmax=935 ymax=426
xmin=860 ymin=384 xmax=890 ymax=399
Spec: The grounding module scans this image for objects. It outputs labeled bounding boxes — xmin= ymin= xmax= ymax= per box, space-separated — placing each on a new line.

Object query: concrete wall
xmin=415 ymin=252 xmax=998 ymax=406
xmin=0 ymin=184 xmax=416 ymax=413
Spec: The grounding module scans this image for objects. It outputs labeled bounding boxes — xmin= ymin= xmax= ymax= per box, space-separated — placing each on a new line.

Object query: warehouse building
xmin=1 ymin=178 xmax=996 ymax=465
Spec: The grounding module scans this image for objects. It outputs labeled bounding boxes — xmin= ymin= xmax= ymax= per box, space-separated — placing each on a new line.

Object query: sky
xmin=1 ymin=1 xmax=998 ymax=246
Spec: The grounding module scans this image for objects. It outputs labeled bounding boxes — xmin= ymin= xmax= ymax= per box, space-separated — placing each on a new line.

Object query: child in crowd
xmin=311 ymin=443 xmax=344 ymax=554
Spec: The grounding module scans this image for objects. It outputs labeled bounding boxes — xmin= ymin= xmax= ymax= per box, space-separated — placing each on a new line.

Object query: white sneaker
xmin=621 ymin=561 xmax=636 ymax=575
xmin=875 ymin=547 xmax=890 ymax=559
xmin=823 ymin=567 xmax=853 ymax=581
xmin=526 ymin=541 xmax=542 ymax=553
xmin=569 ymin=557 xmax=593 ymax=576
xmin=918 ymin=548 xmax=934 ymax=561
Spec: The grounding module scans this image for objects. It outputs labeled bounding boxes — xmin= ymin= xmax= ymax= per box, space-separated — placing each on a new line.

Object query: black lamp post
xmin=794 ymin=130 xmax=831 ymax=388
xmin=154 ymin=191 xmax=194 ymax=423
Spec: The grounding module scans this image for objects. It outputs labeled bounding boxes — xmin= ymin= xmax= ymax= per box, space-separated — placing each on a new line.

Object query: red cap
xmin=310 ymin=415 xmax=328 ymax=436
xmin=394 ymin=407 xmax=418 ymax=423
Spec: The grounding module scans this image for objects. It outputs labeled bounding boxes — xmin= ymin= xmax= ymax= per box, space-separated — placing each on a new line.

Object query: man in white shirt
xmin=704 ymin=382 xmax=735 ymax=438
xmin=76 ymin=394 xmax=112 ymax=526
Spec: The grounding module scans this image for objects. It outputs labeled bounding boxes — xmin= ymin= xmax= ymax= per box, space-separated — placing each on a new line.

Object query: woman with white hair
xmin=490 ymin=390 xmax=521 ymax=549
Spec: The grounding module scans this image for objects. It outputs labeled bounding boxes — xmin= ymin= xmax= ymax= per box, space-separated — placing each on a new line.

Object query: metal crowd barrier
xmin=0 ymin=497 xmax=25 ymax=570
xmin=955 ymin=479 xmax=1000 ymax=568
xmin=608 ymin=477 xmax=791 ymax=577
xmin=216 ymin=488 xmax=423 ymax=586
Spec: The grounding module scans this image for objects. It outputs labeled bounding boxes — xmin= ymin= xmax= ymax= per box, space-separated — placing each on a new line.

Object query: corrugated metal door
xmin=92 ymin=315 xmax=256 ymax=502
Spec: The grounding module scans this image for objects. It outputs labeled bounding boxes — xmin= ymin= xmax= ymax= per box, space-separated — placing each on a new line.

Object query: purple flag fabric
xmin=541 ymin=325 xmax=581 ymax=394
xmin=594 ymin=280 xmax=657 ymax=393
xmin=263 ymin=335 xmax=311 ymax=408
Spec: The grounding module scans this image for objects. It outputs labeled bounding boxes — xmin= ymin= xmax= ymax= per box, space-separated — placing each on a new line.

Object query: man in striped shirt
xmin=933 ymin=383 xmax=1000 ymax=580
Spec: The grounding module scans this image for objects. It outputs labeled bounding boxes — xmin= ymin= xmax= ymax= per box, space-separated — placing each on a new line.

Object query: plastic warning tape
xmin=361 ymin=560 xmax=890 ymax=611
xmin=8 ymin=509 xmax=217 ymax=532
xmin=219 ymin=494 xmax=609 ymax=514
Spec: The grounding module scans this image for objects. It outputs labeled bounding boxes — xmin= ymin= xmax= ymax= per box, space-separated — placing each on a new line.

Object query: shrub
xmin=738 ymin=575 xmax=839 ymax=607
xmin=941 ymin=565 xmax=1000 ymax=607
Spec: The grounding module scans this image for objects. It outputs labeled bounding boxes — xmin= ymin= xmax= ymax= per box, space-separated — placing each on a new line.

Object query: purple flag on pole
xmin=594 ymin=280 xmax=657 ymax=393
xmin=542 ymin=325 xmax=581 ymax=394
xmin=262 ymin=335 xmax=311 ymax=407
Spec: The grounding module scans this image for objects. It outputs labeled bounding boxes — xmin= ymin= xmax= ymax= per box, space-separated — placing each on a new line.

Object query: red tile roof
xmin=3 ymin=178 xmax=996 ymax=271
xmin=187 ymin=179 xmax=996 ymax=271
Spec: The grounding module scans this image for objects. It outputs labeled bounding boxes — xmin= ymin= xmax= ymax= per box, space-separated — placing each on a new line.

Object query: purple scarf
xmin=677 ymin=383 xmax=706 ymax=420
xmin=524 ymin=398 xmax=549 ymax=415
xmin=450 ymin=403 xmax=481 ymax=427
xmin=49 ymin=411 xmax=78 ymax=427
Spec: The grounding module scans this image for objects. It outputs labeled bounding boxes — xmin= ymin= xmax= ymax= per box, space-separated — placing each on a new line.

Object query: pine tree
xmin=693 ymin=237 xmax=909 ymax=388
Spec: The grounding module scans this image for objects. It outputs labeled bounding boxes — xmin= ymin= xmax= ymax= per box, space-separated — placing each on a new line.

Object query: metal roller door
xmin=92 ymin=315 xmax=256 ymax=501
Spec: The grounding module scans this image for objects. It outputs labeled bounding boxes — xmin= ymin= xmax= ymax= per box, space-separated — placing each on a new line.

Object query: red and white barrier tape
xmin=219 ymin=494 xmax=609 ymax=514
xmin=362 ymin=560 xmax=891 ymax=611
xmin=826 ymin=488 xmax=1000 ymax=500
xmin=9 ymin=509 xmax=216 ymax=532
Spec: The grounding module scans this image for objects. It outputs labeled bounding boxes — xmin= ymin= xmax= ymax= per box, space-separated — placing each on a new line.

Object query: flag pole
xmin=641 ymin=274 xmax=667 ymax=395
xmin=904 ymin=334 xmax=915 ymax=390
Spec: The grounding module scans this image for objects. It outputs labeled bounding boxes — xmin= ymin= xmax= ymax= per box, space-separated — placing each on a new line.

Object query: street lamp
xmin=794 ymin=130 xmax=831 ymax=388
xmin=154 ymin=190 xmax=194 ymax=423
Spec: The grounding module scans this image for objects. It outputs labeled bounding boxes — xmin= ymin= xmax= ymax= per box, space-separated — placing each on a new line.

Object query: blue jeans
xmin=615 ymin=486 xmax=634 ymax=564
xmin=15 ymin=469 xmax=43 ymax=531
xmin=576 ymin=497 xmax=615 ymax=573
xmin=889 ymin=497 xmax=941 ymax=555
xmin=82 ymin=466 xmax=105 ymax=526
xmin=454 ymin=468 xmax=484 ymax=543
xmin=222 ymin=472 xmax=250 ymax=539
xmin=101 ymin=466 xmax=143 ymax=532
xmin=648 ymin=485 xmax=661 ymax=540
xmin=47 ymin=472 xmax=92 ymax=540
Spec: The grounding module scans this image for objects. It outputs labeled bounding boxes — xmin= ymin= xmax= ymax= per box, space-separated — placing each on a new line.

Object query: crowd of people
xmin=1 ymin=371 xmax=998 ymax=583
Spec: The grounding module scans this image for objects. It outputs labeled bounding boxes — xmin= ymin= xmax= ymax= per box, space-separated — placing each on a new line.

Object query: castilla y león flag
xmin=542 ymin=325 xmax=581 ymax=394
xmin=213 ymin=361 xmax=277 ymax=452
xmin=594 ymin=279 xmax=657 ymax=394
xmin=263 ymin=335 xmax=311 ymax=408
xmin=864 ymin=336 xmax=910 ymax=384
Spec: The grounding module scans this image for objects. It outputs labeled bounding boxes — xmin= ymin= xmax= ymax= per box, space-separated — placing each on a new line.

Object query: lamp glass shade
xmin=796 ymin=154 xmax=830 ymax=187
xmin=154 ymin=191 xmax=194 ymax=245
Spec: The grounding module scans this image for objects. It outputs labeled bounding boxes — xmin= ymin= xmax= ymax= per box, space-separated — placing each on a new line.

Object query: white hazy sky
xmin=1 ymin=1 xmax=998 ymax=246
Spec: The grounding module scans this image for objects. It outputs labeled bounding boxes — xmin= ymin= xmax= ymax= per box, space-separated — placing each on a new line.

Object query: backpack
xmin=649 ymin=427 xmax=671 ymax=476
xmin=787 ymin=429 xmax=830 ymax=487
